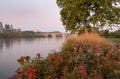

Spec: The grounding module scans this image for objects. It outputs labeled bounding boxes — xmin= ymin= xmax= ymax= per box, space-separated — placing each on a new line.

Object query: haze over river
xmin=0 ymin=38 xmax=65 ymax=79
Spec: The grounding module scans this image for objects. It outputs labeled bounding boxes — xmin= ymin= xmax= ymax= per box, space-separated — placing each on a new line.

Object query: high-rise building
xmin=0 ymin=22 xmax=3 ymax=32
xmin=5 ymin=24 xmax=13 ymax=30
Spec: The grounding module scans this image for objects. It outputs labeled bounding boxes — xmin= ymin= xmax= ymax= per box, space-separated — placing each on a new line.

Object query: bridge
xmin=38 ymin=32 xmax=70 ymax=38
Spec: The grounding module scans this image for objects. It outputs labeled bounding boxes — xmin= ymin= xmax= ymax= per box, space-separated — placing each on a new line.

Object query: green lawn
xmin=108 ymin=38 xmax=120 ymax=44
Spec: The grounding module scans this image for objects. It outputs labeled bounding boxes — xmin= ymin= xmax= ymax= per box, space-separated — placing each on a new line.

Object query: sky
xmin=0 ymin=0 xmax=65 ymax=32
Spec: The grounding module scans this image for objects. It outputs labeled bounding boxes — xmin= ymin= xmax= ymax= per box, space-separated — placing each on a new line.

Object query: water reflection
xmin=0 ymin=39 xmax=4 ymax=51
xmin=0 ymin=38 xmax=65 ymax=79
xmin=0 ymin=38 xmax=21 ymax=51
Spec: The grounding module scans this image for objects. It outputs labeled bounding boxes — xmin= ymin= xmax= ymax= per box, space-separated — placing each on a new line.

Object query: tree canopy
xmin=56 ymin=0 xmax=120 ymax=34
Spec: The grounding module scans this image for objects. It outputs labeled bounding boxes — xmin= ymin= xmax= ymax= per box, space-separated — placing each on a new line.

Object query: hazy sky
xmin=0 ymin=0 xmax=65 ymax=32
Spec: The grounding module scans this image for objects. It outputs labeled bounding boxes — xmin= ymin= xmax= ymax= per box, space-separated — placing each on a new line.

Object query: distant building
xmin=0 ymin=22 xmax=3 ymax=32
xmin=12 ymin=28 xmax=21 ymax=32
xmin=4 ymin=24 xmax=21 ymax=32
xmin=33 ymin=29 xmax=39 ymax=33
xmin=5 ymin=24 xmax=13 ymax=30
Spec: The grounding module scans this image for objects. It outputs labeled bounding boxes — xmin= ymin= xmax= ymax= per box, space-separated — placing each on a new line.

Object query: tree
xmin=56 ymin=0 xmax=120 ymax=34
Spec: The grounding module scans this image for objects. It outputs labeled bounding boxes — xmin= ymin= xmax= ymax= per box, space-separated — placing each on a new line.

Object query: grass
xmin=108 ymin=38 xmax=120 ymax=44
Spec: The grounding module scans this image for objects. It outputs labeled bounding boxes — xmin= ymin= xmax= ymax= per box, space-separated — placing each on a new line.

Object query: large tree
xmin=56 ymin=0 xmax=120 ymax=34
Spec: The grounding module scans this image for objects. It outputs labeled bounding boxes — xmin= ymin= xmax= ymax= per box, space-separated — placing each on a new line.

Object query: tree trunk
xmin=92 ymin=23 xmax=96 ymax=33
xmin=84 ymin=21 xmax=88 ymax=34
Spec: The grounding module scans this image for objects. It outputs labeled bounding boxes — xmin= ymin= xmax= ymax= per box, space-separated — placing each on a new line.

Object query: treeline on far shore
xmin=0 ymin=29 xmax=120 ymax=38
xmin=100 ymin=29 xmax=120 ymax=38
xmin=0 ymin=32 xmax=46 ymax=38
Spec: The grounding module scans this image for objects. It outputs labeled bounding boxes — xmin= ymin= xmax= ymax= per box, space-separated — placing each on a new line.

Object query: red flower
xmin=58 ymin=55 xmax=63 ymax=62
xmin=48 ymin=54 xmax=55 ymax=61
xmin=28 ymin=67 xmax=31 ymax=71
xmin=16 ymin=73 xmax=22 ymax=77
xmin=29 ymin=72 xmax=34 ymax=77
xmin=50 ymin=76 xmax=54 ymax=79
xmin=106 ymin=54 xmax=110 ymax=58
xmin=32 ymin=68 xmax=37 ymax=72
xmin=79 ymin=65 xmax=85 ymax=70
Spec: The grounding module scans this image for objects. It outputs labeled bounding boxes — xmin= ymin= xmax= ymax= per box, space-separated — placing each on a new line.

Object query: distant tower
xmin=0 ymin=22 xmax=3 ymax=32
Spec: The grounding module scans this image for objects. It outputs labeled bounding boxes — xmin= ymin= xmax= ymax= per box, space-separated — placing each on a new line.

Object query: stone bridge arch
xmin=41 ymin=32 xmax=69 ymax=38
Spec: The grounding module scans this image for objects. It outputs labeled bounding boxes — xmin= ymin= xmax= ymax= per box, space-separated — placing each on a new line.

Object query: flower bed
xmin=16 ymin=33 xmax=120 ymax=79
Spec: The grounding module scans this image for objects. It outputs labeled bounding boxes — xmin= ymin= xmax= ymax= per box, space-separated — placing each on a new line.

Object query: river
xmin=0 ymin=38 xmax=65 ymax=79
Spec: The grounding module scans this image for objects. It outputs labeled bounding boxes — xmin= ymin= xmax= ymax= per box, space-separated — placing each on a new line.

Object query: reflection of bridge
xmin=40 ymin=32 xmax=69 ymax=38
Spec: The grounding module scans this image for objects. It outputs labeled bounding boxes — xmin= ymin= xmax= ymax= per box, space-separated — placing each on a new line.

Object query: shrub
xmin=16 ymin=33 xmax=120 ymax=79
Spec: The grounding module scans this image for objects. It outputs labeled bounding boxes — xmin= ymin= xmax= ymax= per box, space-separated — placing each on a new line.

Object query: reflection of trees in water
xmin=22 ymin=38 xmax=34 ymax=42
xmin=5 ymin=38 xmax=21 ymax=48
xmin=0 ymin=39 xmax=4 ymax=51
xmin=0 ymin=38 xmax=21 ymax=49
xmin=52 ymin=38 xmax=66 ymax=44
xmin=0 ymin=38 xmax=65 ymax=53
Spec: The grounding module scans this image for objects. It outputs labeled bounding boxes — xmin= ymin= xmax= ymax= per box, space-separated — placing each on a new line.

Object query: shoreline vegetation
xmin=15 ymin=33 xmax=120 ymax=79
xmin=1 ymin=29 xmax=120 ymax=38
xmin=0 ymin=32 xmax=120 ymax=44
xmin=0 ymin=31 xmax=62 ymax=38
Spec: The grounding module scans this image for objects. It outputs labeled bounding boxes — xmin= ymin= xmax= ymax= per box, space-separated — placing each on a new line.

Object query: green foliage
xmin=0 ymin=32 xmax=21 ymax=38
xmin=0 ymin=32 xmax=45 ymax=38
xmin=100 ymin=29 xmax=120 ymax=38
xmin=56 ymin=0 xmax=120 ymax=33
xmin=109 ymin=29 xmax=120 ymax=38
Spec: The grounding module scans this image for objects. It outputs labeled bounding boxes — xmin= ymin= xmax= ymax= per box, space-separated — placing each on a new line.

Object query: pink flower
xmin=94 ymin=52 xmax=99 ymax=56
xmin=75 ymin=43 xmax=81 ymax=47
xmin=106 ymin=54 xmax=110 ymax=58
xmin=87 ymin=49 xmax=91 ymax=53
xmin=110 ymin=59 xmax=116 ymax=62
xmin=63 ymin=65 xmax=68 ymax=71
xmin=79 ymin=65 xmax=85 ymax=70
xmin=97 ymin=58 xmax=100 ymax=63
xmin=74 ymin=49 xmax=77 ymax=54
xmin=83 ymin=70 xmax=87 ymax=76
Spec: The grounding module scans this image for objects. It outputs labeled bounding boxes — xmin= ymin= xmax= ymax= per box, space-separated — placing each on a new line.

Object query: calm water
xmin=0 ymin=38 xmax=65 ymax=79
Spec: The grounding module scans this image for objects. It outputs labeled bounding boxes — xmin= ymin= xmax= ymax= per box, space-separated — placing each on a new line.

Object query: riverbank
xmin=8 ymin=75 xmax=17 ymax=79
